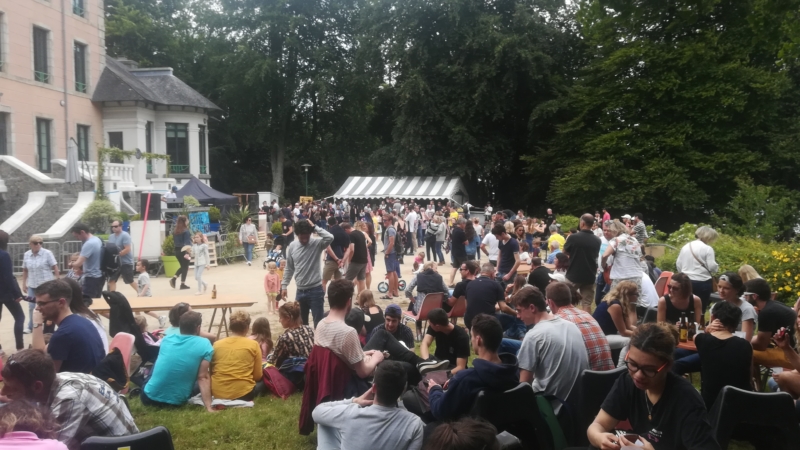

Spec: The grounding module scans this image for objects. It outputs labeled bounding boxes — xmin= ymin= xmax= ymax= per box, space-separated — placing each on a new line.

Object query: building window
xmin=72 ymin=0 xmax=85 ymax=17
xmin=77 ymin=125 xmax=89 ymax=161
xmin=108 ymin=131 xmax=123 ymax=163
xmin=0 ymin=113 xmax=8 ymax=155
xmin=0 ymin=13 xmax=6 ymax=72
xmin=33 ymin=27 xmax=49 ymax=83
xmin=199 ymin=125 xmax=207 ymax=174
xmin=74 ymin=42 xmax=87 ymax=93
xmin=166 ymin=123 xmax=189 ymax=173
xmin=146 ymin=121 xmax=153 ymax=173
xmin=36 ymin=118 xmax=51 ymax=172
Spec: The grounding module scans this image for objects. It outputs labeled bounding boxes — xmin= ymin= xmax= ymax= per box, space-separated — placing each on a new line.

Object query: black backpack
xmin=101 ymin=239 xmax=120 ymax=277
xmin=388 ymin=226 xmax=403 ymax=254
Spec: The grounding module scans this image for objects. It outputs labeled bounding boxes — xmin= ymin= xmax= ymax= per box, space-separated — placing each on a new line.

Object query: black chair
xmin=470 ymin=382 xmax=550 ymax=450
xmin=578 ymin=366 xmax=627 ymax=445
xmin=81 ymin=426 xmax=174 ymax=450
xmin=709 ymin=386 xmax=800 ymax=450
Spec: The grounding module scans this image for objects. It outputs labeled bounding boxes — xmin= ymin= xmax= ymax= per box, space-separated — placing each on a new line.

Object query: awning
xmin=330 ymin=176 xmax=468 ymax=203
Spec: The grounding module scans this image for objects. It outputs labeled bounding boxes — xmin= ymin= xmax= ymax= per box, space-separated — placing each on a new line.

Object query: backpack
xmin=388 ymin=226 xmax=403 ymax=254
xmin=92 ymin=347 xmax=128 ymax=392
xmin=101 ymin=239 xmax=120 ymax=277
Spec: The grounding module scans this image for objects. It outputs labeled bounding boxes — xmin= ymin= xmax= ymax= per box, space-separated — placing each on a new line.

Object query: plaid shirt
xmin=556 ymin=306 xmax=615 ymax=371
xmin=22 ymin=248 xmax=57 ymax=288
xmin=48 ymin=372 xmax=139 ymax=450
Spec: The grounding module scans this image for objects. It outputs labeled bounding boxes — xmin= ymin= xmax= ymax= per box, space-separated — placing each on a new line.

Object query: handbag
xmin=688 ymin=243 xmax=718 ymax=291
xmin=247 ymin=234 xmax=257 ymax=244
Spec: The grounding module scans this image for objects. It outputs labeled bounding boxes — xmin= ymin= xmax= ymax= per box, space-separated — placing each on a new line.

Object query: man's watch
xmin=33 ymin=323 xmax=43 ymax=329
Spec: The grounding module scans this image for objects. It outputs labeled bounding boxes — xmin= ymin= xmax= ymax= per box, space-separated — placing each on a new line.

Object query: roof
xmin=176 ymin=176 xmax=238 ymax=206
xmin=331 ymin=176 xmax=468 ymax=201
xmin=92 ymin=57 xmax=220 ymax=110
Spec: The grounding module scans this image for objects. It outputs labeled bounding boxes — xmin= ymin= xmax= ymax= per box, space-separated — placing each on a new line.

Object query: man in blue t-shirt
xmin=71 ymin=222 xmax=104 ymax=298
xmin=382 ymin=214 xmax=399 ymax=298
xmin=142 ymin=311 xmax=215 ymax=412
xmin=108 ymin=220 xmax=136 ymax=294
xmin=32 ymin=279 xmax=104 ymax=373
xmin=491 ymin=224 xmax=520 ymax=285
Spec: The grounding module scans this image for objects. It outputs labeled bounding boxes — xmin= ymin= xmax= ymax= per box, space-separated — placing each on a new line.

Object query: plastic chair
xmin=653 ymin=271 xmax=673 ymax=297
xmin=642 ymin=307 xmax=658 ymax=324
xmin=709 ymin=386 xmax=800 ymax=449
xmin=577 ymin=366 xmax=627 ymax=446
xmin=403 ymin=292 xmax=444 ymax=339
xmin=448 ymin=296 xmax=466 ymax=325
xmin=108 ymin=332 xmax=136 ymax=377
xmin=81 ymin=425 xmax=174 ymax=450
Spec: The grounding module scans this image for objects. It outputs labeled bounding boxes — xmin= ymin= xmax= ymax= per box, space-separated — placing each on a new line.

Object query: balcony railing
xmin=170 ymin=164 xmax=190 ymax=174
xmin=75 ymin=81 xmax=87 ymax=93
xmin=200 ymin=165 xmax=207 ymax=175
xmin=34 ymin=71 xmax=50 ymax=83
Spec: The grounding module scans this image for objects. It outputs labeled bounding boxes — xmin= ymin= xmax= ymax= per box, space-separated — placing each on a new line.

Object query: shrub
xmin=119 ymin=211 xmax=130 ymax=222
xmin=555 ymin=214 xmax=580 ymax=231
xmin=183 ymin=195 xmax=201 ymax=207
xmin=208 ymin=206 xmax=221 ymax=223
xmin=271 ymin=221 xmax=284 ymax=236
xmin=223 ymin=206 xmax=253 ymax=236
xmin=162 ymin=234 xmax=175 ymax=257
xmin=130 ymin=214 xmax=141 ymax=221
xmin=81 ymin=200 xmax=122 ymax=234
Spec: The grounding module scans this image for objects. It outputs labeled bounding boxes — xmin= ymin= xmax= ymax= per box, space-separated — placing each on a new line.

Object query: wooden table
xmin=516 ymin=264 xmax=531 ymax=276
xmin=91 ymin=295 xmax=257 ymax=339
xmin=677 ymin=340 xmax=697 ymax=352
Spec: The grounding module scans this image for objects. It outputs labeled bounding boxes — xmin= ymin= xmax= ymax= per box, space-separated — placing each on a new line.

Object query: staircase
xmin=60 ymin=193 xmax=78 ymax=213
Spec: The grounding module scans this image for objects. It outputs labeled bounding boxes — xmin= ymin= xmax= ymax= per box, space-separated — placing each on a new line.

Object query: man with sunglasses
xmin=31 ymin=279 xmax=104 ymax=374
xmin=0 ymin=349 xmax=139 ymax=450
xmin=107 ymin=220 xmax=135 ymax=294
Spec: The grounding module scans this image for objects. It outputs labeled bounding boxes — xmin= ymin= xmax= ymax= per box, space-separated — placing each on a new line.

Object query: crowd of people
xmin=2 ymin=195 xmax=800 ymax=450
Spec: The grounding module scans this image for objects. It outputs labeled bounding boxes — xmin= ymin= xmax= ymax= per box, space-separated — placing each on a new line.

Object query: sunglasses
xmin=31 ymin=242 xmax=42 ymax=245
xmin=623 ymin=351 xmax=668 ymax=378
xmin=6 ymin=357 xmax=35 ymax=382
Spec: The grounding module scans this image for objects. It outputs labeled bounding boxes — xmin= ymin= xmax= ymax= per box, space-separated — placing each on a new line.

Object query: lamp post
xmin=301 ymin=164 xmax=311 ymax=196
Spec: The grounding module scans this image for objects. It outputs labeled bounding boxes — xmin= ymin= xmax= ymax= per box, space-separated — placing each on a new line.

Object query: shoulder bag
xmin=689 ymin=242 xmax=718 ymax=291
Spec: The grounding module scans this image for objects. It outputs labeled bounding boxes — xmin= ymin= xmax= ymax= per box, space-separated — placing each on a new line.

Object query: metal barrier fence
xmin=8 ymin=242 xmax=62 ymax=276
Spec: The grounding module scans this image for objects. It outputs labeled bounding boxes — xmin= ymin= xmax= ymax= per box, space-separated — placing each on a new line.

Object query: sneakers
xmin=169 ymin=277 xmax=176 ymax=289
xmin=179 ymin=284 xmax=191 ymax=290
xmin=158 ymin=315 xmax=168 ymax=329
xmin=203 ymin=282 xmax=208 ymax=293
xmin=417 ymin=359 xmax=450 ymax=375
xmin=23 ymin=328 xmax=32 ymax=335
xmin=247 ymin=261 xmax=252 ymax=266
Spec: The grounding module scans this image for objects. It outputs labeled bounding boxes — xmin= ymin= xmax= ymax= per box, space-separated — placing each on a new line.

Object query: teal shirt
xmin=143 ymin=334 xmax=213 ymax=405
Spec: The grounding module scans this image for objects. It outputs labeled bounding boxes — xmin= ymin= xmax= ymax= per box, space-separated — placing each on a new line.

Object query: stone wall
xmin=9 ymin=195 xmax=63 ymax=242
xmin=50 ymin=164 xmax=95 ymax=193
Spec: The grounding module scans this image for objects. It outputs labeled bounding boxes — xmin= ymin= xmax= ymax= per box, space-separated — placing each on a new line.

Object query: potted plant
xmin=208 ymin=206 xmax=221 ymax=232
xmin=81 ymin=199 xmax=122 ymax=235
xmin=160 ymin=234 xmax=180 ymax=277
xmin=270 ymin=221 xmax=283 ymax=236
xmin=120 ymin=211 xmax=131 ymax=232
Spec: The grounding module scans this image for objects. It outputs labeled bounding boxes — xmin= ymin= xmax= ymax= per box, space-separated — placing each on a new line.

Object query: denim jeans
xmin=595 ymin=271 xmax=608 ymax=306
xmin=495 ymin=312 xmax=526 ymax=340
xmin=243 ymin=243 xmax=254 ymax=262
xmin=296 ymin=285 xmax=325 ymax=327
xmin=672 ymin=348 xmax=701 ymax=374
xmin=434 ymin=241 xmax=444 ymax=263
xmin=499 ymin=338 xmax=522 ymax=355
xmin=690 ymin=279 xmax=713 ymax=314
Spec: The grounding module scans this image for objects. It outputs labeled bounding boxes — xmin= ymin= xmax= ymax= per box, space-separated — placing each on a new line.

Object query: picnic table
xmin=677 ymin=340 xmax=697 ymax=352
xmin=91 ymin=294 xmax=257 ymax=339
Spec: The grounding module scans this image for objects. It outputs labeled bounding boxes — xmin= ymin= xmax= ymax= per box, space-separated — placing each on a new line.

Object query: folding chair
xmin=470 ymin=382 xmax=554 ymax=450
xmin=654 ymin=271 xmax=673 ymax=297
xmin=577 ymin=367 xmax=627 ymax=445
xmin=81 ymin=426 xmax=174 ymax=450
xmin=709 ymin=385 xmax=800 ymax=449
xmin=403 ymin=292 xmax=444 ymax=340
xmin=448 ymin=295 xmax=466 ymax=325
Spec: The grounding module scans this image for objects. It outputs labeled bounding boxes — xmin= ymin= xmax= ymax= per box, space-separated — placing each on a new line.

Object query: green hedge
xmin=654 ymin=223 xmax=797 ymax=304
xmin=555 ymin=214 xmax=580 ymax=231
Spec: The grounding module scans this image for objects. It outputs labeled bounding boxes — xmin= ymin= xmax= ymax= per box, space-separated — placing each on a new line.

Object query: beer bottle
xmin=212 ymin=284 xmax=217 ymax=299
xmin=679 ymin=313 xmax=688 ymax=342
xmin=687 ymin=318 xmax=696 ymax=341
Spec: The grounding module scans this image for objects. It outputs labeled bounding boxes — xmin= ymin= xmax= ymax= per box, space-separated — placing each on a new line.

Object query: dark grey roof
xmin=92 ymin=56 xmax=220 ymax=110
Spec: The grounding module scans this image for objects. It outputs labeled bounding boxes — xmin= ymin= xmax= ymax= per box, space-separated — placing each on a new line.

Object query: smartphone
xmin=776 ymin=328 xmax=787 ymax=340
xmin=622 ymin=434 xmax=640 ymax=443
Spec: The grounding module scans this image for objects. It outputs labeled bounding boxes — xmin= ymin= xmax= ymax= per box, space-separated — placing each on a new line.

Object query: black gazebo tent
xmin=176 ymin=176 xmax=238 ymax=211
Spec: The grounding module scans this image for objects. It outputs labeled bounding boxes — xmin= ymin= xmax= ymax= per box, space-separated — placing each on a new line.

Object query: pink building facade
xmin=0 ymin=0 xmax=105 ymax=171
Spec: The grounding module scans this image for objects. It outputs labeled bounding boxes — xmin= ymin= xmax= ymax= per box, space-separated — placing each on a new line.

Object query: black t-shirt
xmin=451 ymin=227 xmax=467 ymax=258
xmin=327 ymin=225 xmax=350 ymax=261
xmin=349 ymin=230 xmax=368 ymax=264
xmin=527 ymin=266 xmax=552 ymax=295
xmin=544 ymin=213 xmax=556 ymax=225
xmin=426 ymin=324 xmax=471 ymax=367
xmin=282 ymin=219 xmax=294 ymax=244
xmin=601 ymin=372 xmax=720 ymax=450
xmin=363 ymin=306 xmax=384 ymax=336
xmin=464 ymin=276 xmax=505 ymax=328
xmin=564 ymin=229 xmax=601 ymax=285
xmin=282 ymin=207 xmax=293 ymax=219
xmin=695 ymin=333 xmax=753 ymax=409
xmin=452 ymin=279 xmax=472 ymax=300
xmin=497 ymin=237 xmax=520 ymax=274
xmin=757 ymin=300 xmax=796 ymax=337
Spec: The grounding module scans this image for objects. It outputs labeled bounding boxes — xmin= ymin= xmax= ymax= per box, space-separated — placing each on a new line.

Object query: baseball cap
xmin=621 ymin=214 xmax=632 ymax=219
xmin=548 ymin=272 xmax=566 ymax=282
xmin=744 ymin=278 xmax=771 ymax=301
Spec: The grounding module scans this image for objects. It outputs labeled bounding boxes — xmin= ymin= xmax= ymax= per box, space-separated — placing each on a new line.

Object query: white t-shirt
xmin=485 ymin=206 xmax=493 ymax=216
xmin=517 ymin=317 xmax=588 ymax=413
xmin=474 ymin=224 xmax=484 ymax=239
xmin=519 ymin=252 xmax=531 ymax=265
xmin=481 ymin=234 xmax=500 ymax=261
xmin=711 ymin=299 xmax=758 ymax=331
xmin=640 ymin=272 xmax=659 ymax=308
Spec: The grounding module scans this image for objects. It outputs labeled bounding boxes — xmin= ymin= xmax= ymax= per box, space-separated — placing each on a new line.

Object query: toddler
xmin=137 ymin=259 xmax=166 ymax=326
xmin=278 ymin=259 xmax=286 ymax=282
xmin=519 ymin=242 xmax=532 ymax=265
xmin=249 ymin=317 xmax=274 ymax=365
xmin=65 ymin=252 xmax=83 ymax=283
xmin=134 ymin=315 xmax=161 ymax=346
xmin=413 ymin=251 xmax=425 ymax=272
xmin=264 ymin=262 xmax=280 ymax=314
xmin=186 ymin=231 xmax=209 ymax=295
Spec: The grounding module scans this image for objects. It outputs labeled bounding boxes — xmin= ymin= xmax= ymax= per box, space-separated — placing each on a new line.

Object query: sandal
xmin=380 ymin=295 xmax=392 ymax=300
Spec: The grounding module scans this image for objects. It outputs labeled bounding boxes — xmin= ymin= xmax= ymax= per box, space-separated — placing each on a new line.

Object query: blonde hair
xmin=504 ymin=221 xmax=515 ymax=235
xmin=134 ymin=315 xmax=148 ymax=332
xmin=251 ymin=317 xmax=273 ymax=355
xmin=602 ymin=280 xmax=638 ymax=319
xmin=738 ymin=264 xmax=761 ymax=283
xmin=229 ymin=310 xmax=252 ymax=334
xmin=358 ymin=290 xmax=376 ymax=309
xmin=267 ymin=261 xmax=277 ymax=272
xmin=0 ymin=400 xmax=60 ymax=439
xmin=29 ymin=235 xmax=43 ymax=244
xmin=423 ymin=261 xmax=437 ymax=271
xmin=608 ymin=219 xmax=628 ymax=236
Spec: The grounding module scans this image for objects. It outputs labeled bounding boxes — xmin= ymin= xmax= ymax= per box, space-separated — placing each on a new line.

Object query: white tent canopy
xmin=330 ymin=176 xmax=468 ymax=204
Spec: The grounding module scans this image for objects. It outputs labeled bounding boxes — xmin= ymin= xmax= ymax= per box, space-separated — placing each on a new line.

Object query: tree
xmin=542 ymin=0 xmax=800 ymax=229
xmin=714 ymin=178 xmax=799 ymax=242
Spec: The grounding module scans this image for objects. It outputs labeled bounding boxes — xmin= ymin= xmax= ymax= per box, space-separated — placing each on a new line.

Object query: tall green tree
xmin=543 ymin=0 xmax=800 ymax=228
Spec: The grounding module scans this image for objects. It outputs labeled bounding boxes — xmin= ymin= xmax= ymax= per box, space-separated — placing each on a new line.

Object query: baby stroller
xmin=263 ymin=235 xmax=285 ymax=269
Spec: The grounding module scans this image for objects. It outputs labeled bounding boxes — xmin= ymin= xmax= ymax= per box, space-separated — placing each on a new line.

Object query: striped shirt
xmin=556 ymin=306 xmax=615 ymax=371
xmin=49 ymin=372 xmax=139 ymax=450
xmin=22 ymin=248 xmax=57 ymax=288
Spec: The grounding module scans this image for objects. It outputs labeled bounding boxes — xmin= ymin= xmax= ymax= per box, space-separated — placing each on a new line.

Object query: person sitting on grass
xmin=211 ymin=310 xmax=265 ymax=401
xmin=366 ymin=304 xmax=415 ymax=349
xmin=163 ymin=302 xmax=217 ymax=342
xmin=425 ymin=314 xmax=518 ymax=422
xmin=587 ymin=323 xmax=719 ymax=450
xmin=423 ymin=418 xmax=500 ymax=450
xmin=0 ymin=349 xmax=139 ymax=450
xmin=771 ymin=306 xmax=800 ymax=415
xmin=420 ymin=308 xmax=470 ymax=375
xmin=141 ymin=311 xmax=215 ymax=412
xmin=312 ymin=361 xmax=424 ymax=450
xmin=267 ymin=302 xmax=314 ymax=369
xmin=0 ymin=400 xmax=68 ymax=449
xmin=315 ymin=279 xmax=384 ymax=379
xmin=249 ymin=317 xmax=274 ymax=364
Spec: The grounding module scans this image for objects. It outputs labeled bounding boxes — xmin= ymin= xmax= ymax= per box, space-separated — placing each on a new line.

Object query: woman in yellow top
xmin=448 ymin=208 xmax=459 ymax=227
xmin=210 ymin=310 xmax=265 ymax=400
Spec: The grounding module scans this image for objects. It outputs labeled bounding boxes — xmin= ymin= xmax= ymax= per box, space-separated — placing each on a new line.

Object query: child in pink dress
xmin=264 ymin=262 xmax=281 ymax=314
